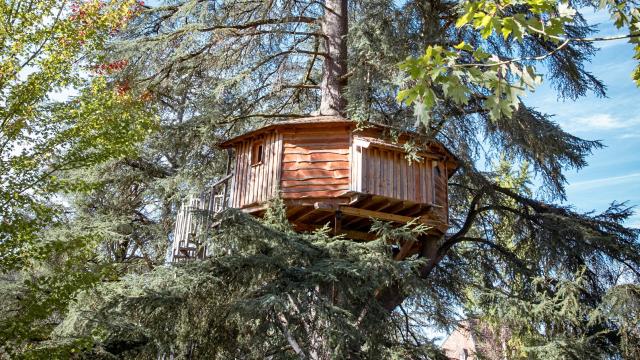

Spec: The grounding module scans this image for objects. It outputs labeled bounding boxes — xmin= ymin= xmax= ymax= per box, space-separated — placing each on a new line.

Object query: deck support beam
xmin=293 ymin=222 xmax=377 ymax=241
xmin=316 ymin=203 xmax=415 ymax=223
xmin=314 ymin=202 xmax=448 ymax=232
xmin=393 ymin=239 xmax=417 ymax=261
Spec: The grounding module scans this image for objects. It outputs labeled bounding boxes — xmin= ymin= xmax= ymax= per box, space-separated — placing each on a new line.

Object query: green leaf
xmin=423 ymin=88 xmax=437 ymax=108
xmin=456 ymin=12 xmax=473 ymax=28
xmin=485 ymin=94 xmax=502 ymax=121
xmin=425 ymin=46 xmax=434 ymax=59
xmin=442 ymin=78 xmax=469 ymax=105
xmin=454 ymin=41 xmax=473 ymax=52
xmin=413 ymin=101 xmax=431 ymax=127
xmin=473 ymin=48 xmax=491 ymax=61
xmin=429 ymin=67 xmax=445 ymax=81
xmin=480 ymin=13 xmax=493 ymax=29
xmin=396 ymin=89 xmax=418 ymax=105
xmin=501 ymin=23 xmax=513 ymax=40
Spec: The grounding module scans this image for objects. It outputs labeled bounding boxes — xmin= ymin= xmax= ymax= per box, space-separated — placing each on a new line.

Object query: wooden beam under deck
xmin=313 ymin=202 xmax=449 ymax=233
xmin=393 ymin=240 xmax=414 ymax=261
xmin=292 ymin=222 xmax=377 ymax=242
xmin=315 ymin=203 xmax=439 ymax=224
xmin=342 ymin=197 xmax=421 ymax=230
xmin=337 ymin=206 xmax=415 ymax=224
xmin=239 ymin=195 xmax=447 ymax=234
xmin=293 ymin=219 xmax=422 ymax=259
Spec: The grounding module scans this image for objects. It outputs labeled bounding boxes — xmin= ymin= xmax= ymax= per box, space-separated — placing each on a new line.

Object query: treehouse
xmin=171 ymin=116 xmax=458 ymax=261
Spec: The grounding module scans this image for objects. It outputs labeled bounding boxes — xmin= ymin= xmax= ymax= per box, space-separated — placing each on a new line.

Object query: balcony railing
xmin=170 ymin=173 xmax=233 ymax=262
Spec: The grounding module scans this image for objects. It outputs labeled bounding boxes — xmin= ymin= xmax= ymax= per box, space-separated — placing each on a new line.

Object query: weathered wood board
xmin=221 ymin=117 xmax=457 ymax=232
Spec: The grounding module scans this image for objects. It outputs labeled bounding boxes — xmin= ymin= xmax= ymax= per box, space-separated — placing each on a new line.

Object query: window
xmin=251 ymin=141 xmax=264 ymax=165
xmin=433 ymin=160 xmax=442 ymax=177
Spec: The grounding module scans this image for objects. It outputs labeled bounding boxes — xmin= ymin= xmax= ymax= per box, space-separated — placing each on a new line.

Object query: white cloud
xmin=568 ymin=172 xmax=640 ymax=191
xmin=620 ymin=133 xmax=640 ymax=139
xmin=562 ymin=114 xmax=640 ymax=133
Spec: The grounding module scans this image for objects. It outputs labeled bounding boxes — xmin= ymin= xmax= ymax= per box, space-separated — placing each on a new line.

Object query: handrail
xmin=170 ymin=172 xmax=235 ymax=262
xmin=210 ymin=173 xmax=234 ymax=189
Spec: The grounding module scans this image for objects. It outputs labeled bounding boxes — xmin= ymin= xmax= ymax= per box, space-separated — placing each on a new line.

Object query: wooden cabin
xmin=171 ymin=116 xmax=458 ymax=261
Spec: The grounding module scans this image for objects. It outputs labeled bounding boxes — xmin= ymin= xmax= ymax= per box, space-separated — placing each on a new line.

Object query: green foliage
xmin=51 ymin=209 xmax=444 ymax=359
xmin=371 ymin=218 xmax=431 ymax=248
xmin=0 ymin=0 xmax=156 ymax=356
xmin=2 ymin=0 xmax=638 ymax=358
xmin=473 ymin=271 xmax=640 ymax=359
xmin=453 ymin=159 xmax=640 ymax=359
xmin=0 ymin=228 xmax=117 ymax=358
xmin=0 ymin=0 xmax=153 ymax=271
xmin=398 ymin=0 xmax=640 ymax=124
xmin=397 ymin=44 xmax=540 ymax=124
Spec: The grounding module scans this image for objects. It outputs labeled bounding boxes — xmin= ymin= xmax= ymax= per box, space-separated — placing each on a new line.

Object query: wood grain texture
xmin=282 ymin=189 xmax=351 ymax=198
xmin=282 ymin=161 xmax=349 ymax=171
xmin=282 ymin=169 xmax=350 ymax=180
xmin=279 ymin=127 xmax=351 ymax=198
xmin=231 ymin=131 xmax=282 ymax=208
xmin=358 ymin=145 xmax=439 ymax=205
xmin=282 ymin=178 xmax=350 ymax=187
xmin=228 ymin=123 xmax=450 ymax=228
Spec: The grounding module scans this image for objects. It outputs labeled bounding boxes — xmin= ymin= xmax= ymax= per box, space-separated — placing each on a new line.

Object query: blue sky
xmin=525 ymin=10 xmax=640 ymax=228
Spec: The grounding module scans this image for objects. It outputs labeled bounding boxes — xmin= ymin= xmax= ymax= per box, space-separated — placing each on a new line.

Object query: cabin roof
xmin=219 ymin=116 xmax=460 ymax=171
xmin=218 ymin=116 xmax=352 ymax=147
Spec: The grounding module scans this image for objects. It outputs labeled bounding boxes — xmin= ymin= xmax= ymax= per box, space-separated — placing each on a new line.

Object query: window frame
xmin=251 ymin=140 xmax=264 ymax=166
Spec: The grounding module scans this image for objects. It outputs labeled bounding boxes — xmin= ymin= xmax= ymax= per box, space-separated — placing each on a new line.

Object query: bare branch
xmin=197 ymin=16 xmax=318 ymax=32
xmin=455 ymin=32 xmax=640 ymax=68
xmin=276 ymin=312 xmax=308 ymax=359
xmin=280 ymin=84 xmax=320 ymax=89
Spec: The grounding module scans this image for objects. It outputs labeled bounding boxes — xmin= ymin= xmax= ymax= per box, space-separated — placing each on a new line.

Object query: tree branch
xmin=275 ymin=312 xmax=308 ymax=359
xmin=280 ymin=84 xmax=320 ymax=89
xmin=197 ymin=16 xmax=318 ymax=32
xmin=454 ymin=236 xmax=534 ymax=274
xmin=444 ymin=187 xmax=488 ymax=245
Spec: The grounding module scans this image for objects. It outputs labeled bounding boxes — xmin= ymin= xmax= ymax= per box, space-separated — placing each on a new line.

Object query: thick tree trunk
xmin=376 ymin=235 xmax=444 ymax=311
xmin=319 ymin=0 xmax=348 ymax=116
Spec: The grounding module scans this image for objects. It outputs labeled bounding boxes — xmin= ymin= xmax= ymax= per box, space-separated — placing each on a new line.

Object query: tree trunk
xmin=319 ymin=0 xmax=348 ymax=116
xmin=376 ymin=235 xmax=444 ymax=311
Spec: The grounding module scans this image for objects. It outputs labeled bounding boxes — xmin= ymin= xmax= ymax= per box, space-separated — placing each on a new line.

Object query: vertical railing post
xmin=170 ymin=169 xmax=234 ymax=262
xmin=222 ymin=148 xmax=232 ymax=210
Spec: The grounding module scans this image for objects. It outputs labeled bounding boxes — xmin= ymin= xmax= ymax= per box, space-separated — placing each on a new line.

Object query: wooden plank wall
xmin=229 ymin=125 xmax=451 ymax=220
xmin=280 ymin=127 xmax=351 ymax=199
xmin=433 ymin=161 xmax=448 ymax=220
xmin=433 ymin=161 xmax=447 ymax=207
xmin=231 ymin=131 xmax=283 ymax=208
xmin=360 ymin=146 xmax=440 ymax=205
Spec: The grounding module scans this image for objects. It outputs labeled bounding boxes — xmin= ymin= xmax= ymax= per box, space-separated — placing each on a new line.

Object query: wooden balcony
xmin=170 ymin=174 xmax=232 ymax=262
